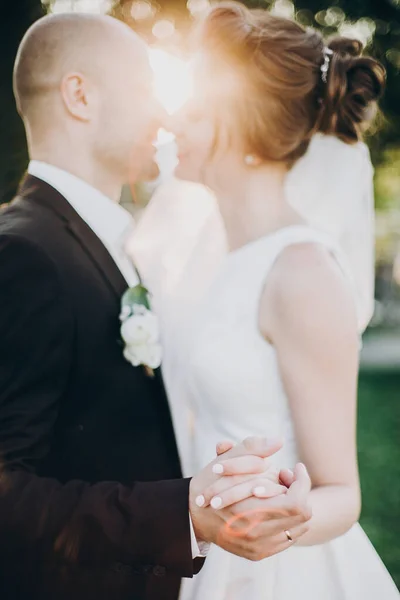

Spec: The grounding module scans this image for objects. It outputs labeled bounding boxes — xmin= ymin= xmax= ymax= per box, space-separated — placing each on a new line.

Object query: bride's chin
xmin=173 ymin=164 xmax=198 ymax=184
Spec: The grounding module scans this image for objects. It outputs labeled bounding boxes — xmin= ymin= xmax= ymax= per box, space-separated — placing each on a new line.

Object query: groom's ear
xmin=60 ymin=72 xmax=93 ymax=122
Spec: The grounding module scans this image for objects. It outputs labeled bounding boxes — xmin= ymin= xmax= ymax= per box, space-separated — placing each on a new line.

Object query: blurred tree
xmin=111 ymin=0 xmax=190 ymax=39
xmin=0 ymin=1 xmax=44 ymax=204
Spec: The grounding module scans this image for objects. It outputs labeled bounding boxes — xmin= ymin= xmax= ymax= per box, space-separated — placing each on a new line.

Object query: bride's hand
xmin=204 ymin=439 xmax=287 ymax=509
xmin=279 ymin=468 xmax=295 ymax=488
xmin=192 ymin=461 xmax=312 ymax=560
xmin=216 ymin=441 xmax=295 ymax=488
xmin=200 ymin=464 xmax=286 ymax=510
xmin=189 ymin=436 xmax=284 ymax=543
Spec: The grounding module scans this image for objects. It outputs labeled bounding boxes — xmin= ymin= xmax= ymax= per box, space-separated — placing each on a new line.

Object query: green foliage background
xmin=1 ymin=1 xmax=45 ymax=205
xmin=358 ymin=369 xmax=400 ymax=588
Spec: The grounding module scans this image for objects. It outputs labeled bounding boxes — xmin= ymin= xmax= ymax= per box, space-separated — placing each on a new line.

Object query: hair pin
xmin=321 ymin=47 xmax=333 ymax=83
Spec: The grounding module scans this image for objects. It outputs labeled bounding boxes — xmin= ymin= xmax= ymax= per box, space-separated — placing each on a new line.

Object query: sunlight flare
xmin=149 ymin=48 xmax=193 ymax=115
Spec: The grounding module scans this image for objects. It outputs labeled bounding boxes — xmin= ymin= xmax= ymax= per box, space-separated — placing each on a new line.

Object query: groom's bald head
xmin=13 ymin=13 xmax=161 ymax=182
xmin=14 ymin=13 xmax=145 ymax=122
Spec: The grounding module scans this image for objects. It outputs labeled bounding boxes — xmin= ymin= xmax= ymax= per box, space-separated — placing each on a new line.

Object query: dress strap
xmin=241 ymin=225 xmax=358 ymax=328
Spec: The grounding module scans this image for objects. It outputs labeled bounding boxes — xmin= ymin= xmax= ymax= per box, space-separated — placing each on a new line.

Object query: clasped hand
xmin=190 ymin=437 xmax=312 ymax=561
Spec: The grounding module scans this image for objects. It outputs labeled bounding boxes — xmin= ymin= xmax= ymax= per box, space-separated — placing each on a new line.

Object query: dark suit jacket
xmin=0 ymin=175 xmax=203 ymax=600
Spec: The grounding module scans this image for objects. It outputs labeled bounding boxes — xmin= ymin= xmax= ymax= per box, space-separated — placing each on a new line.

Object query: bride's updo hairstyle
xmin=198 ymin=2 xmax=386 ymax=165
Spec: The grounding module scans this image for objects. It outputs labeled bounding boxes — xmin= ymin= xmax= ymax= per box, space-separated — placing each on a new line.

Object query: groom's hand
xmin=189 ymin=437 xmax=283 ymax=543
xmin=190 ymin=458 xmax=312 ymax=561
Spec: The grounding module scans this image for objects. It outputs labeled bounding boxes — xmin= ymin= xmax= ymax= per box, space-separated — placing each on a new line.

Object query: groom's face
xmin=93 ymin=34 xmax=162 ymax=182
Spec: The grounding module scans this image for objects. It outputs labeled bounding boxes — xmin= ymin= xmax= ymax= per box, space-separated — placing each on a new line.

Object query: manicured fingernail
xmin=212 ymin=464 xmax=224 ymax=474
xmin=195 ymin=495 xmax=205 ymax=507
xmin=211 ymin=497 xmax=222 ymax=509
xmin=253 ymin=486 xmax=266 ymax=497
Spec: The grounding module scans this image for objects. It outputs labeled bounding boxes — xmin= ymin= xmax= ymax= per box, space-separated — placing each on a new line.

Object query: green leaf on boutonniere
xmin=121 ymin=284 xmax=150 ymax=310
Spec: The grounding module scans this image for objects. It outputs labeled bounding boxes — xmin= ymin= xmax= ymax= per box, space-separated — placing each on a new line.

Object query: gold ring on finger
xmin=284 ymin=529 xmax=293 ymax=542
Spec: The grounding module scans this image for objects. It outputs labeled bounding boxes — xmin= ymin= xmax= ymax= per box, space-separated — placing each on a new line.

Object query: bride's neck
xmin=215 ymin=166 xmax=303 ymax=252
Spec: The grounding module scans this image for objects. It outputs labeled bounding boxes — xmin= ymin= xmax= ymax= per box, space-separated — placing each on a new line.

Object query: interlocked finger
xmin=217 ymin=437 xmax=283 ymax=461
xmin=208 ymin=478 xmax=287 ymax=510
xmin=211 ymin=455 xmax=269 ymax=477
xmin=216 ymin=440 xmax=234 ymax=456
xmin=286 ymin=463 xmax=312 ymax=503
xmin=201 ymin=465 xmax=280 ymax=507
xmin=202 ymin=472 xmax=263 ymax=507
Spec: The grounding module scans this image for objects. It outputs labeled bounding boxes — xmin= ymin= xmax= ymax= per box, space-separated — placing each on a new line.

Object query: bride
xmin=132 ymin=3 xmax=399 ymax=598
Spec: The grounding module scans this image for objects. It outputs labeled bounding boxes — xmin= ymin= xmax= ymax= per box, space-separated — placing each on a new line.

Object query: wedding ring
xmin=284 ymin=529 xmax=293 ymax=542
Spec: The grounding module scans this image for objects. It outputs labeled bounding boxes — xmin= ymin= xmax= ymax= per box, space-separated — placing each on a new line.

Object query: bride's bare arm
xmin=260 ymin=242 xmax=361 ymax=546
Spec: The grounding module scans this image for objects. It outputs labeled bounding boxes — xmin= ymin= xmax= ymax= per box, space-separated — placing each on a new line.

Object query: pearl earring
xmin=244 ymin=154 xmax=257 ymax=166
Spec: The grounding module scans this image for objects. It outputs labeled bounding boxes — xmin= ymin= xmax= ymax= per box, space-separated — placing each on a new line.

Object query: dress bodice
xmin=184 ymin=225 xmax=355 ymax=473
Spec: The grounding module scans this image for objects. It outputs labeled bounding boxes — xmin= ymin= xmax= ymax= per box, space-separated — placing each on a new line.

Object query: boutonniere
xmin=119 ymin=285 xmax=162 ymax=377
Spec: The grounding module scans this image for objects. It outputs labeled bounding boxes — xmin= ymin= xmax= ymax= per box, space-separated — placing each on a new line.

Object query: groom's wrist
xmin=189 ymin=478 xmax=210 ymax=546
xmin=189 ymin=514 xmax=210 ymax=557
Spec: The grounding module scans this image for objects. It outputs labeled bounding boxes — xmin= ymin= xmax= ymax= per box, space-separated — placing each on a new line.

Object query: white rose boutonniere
xmin=119 ymin=285 xmax=162 ymax=376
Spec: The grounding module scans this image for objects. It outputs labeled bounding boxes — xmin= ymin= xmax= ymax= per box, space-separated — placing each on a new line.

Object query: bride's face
xmin=170 ymin=58 xmax=245 ymax=188
xmin=171 ymin=96 xmax=216 ymax=184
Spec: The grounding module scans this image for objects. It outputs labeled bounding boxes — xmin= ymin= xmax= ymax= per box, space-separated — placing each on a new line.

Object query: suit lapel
xmin=18 ymin=175 xmax=128 ymax=301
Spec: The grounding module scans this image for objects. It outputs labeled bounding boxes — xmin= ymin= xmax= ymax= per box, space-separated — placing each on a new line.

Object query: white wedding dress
xmin=130 ymin=135 xmax=400 ymax=599
xmin=176 ymin=225 xmax=399 ymax=600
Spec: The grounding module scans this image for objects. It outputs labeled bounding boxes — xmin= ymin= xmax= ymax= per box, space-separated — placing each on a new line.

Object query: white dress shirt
xmin=27 ymin=161 xmax=203 ymax=559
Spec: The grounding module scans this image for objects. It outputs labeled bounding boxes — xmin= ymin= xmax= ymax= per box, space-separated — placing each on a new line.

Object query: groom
xmin=0 ymin=13 xmax=311 ymax=600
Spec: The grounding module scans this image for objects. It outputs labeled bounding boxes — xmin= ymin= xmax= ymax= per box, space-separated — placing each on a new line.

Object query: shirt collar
xmin=28 ymin=161 xmax=134 ymax=251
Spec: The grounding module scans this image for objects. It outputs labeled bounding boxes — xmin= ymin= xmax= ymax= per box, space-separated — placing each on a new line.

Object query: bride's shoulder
xmin=260 ymin=241 xmax=356 ymax=332
xmin=267 ymin=241 xmax=340 ymax=294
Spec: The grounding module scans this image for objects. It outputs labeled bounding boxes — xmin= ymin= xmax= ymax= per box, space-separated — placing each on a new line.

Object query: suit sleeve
xmin=0 ymin=234 xmax=200 ymax=578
